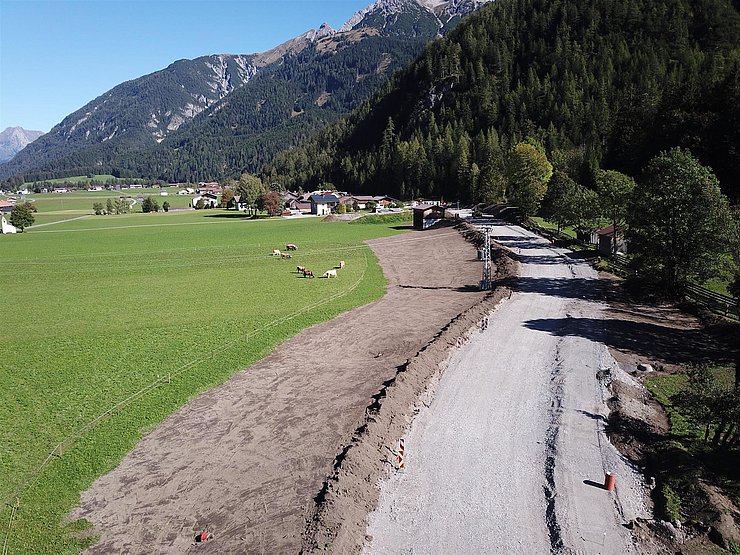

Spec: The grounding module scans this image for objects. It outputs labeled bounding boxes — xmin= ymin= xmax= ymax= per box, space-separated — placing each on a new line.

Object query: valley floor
xmin=73 ymin=226 xmax=489 ymax=554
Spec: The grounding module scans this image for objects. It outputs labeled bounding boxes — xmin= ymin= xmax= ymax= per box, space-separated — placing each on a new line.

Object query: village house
xmin=0 ymin=200 xmax=15 ymax=214
xmin=198 ymin=182 xmax=223 ymax=195
xmin=192 ymin=193 xmax=219 ymax=208
xmin=282 ymin=191 xmax=299 ymax=204
xmin=309 ymin=194 xmax=339 ymax=216
xmin=288 ymin=199 xmax=312 ymax=214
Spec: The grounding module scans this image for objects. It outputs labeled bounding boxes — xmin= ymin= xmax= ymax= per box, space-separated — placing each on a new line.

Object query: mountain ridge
xmin=0 ymin=0 xmax=492 ymax=183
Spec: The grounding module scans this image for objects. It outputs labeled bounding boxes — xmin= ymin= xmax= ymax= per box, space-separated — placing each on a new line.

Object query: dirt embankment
xmin=600 ymin=273 xmax=740 ymax=554
xmin=302 ymin=226 xmax=517 ymax=553
xmin=73 ymin=224 xmax=513 ymax=555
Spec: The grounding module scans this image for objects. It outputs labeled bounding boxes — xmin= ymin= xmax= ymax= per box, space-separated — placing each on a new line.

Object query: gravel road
xmin=364 ymin=223 xmax=649 ymax=554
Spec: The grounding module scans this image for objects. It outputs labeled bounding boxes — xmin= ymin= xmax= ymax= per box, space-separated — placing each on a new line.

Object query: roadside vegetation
xmin=647 ymin=366 xmax=739 ymax=528
xmin=350 ymin=211 xmax=412 ymax=225
xmin=0 ymin=211 xmax=406 ymax=554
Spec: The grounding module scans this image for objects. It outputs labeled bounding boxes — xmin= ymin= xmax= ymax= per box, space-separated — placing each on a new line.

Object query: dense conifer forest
xmin=263 ymin=0 xmax=740 ymax=203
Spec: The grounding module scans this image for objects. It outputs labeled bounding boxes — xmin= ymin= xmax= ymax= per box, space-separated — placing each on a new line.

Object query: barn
xmin=412 ymin=204 xmax=445 ymax=230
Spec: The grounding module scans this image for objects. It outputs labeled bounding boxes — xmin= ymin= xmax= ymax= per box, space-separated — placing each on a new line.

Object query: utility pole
xmin=480 ymin=226 xmax=492 ymax=290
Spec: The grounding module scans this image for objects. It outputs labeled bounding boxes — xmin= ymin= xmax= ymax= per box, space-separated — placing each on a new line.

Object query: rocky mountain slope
xmin=0 ymin=127 xmax=44 ymax=163
xmin=0 ymin=0 xmax=492 ymax=183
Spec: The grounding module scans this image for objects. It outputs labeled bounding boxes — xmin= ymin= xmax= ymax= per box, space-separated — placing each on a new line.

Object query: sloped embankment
xmin=302 ymin=225 xmax=517 ymax=553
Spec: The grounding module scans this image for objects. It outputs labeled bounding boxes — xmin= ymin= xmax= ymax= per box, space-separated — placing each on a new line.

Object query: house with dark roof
xmin=288 ymin=199 xmax=312 ymax=214
xmin=309 ymin=194 xmax=339 ymax=216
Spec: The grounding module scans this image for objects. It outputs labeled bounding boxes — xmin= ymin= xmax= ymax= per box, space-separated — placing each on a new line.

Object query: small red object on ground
xmin=604 ymin=472 xmax=617 ymax=492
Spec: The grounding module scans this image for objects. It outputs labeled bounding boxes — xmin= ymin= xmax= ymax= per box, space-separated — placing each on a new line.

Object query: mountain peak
xmin=0 ymin=127 xmax=44 ymax=164
xmin=339 ymin=0 xmax=493 ymax=32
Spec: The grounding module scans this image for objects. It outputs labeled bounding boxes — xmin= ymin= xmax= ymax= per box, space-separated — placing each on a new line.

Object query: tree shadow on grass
xmin=203 ymin=213 xmax=252 ymax=219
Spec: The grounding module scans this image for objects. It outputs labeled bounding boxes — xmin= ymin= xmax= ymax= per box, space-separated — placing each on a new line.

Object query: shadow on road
xmin=516 ymin=254 xmax=571 ymax=266
xmin=524 ymin=317 xmax=729 ymax=364
xmin=493 ymin=236 xmax=548 ymax=250
xmin=583 ymin=479 xmax=606 ymax=490
xmin=500 ymin=276 xmax=610 ymax=303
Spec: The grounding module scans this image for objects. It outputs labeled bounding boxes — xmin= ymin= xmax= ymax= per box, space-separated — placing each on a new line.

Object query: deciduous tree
xmin=236 ymin=173 xmax=266 ymax=215
xmin=628 ymin=148 xmax=733 ymax=296
xmin=258 ymin=191 xmax=283 ymax=216
xmin=541 ymin=171 xmax=598 ymax=234
xmin=142 ymin=196 xmax=159 ymax=213
xmin=506 ymin=142 xmax=553 ymax=217
xmin=9 ymin=203 xmax=34 ymax=231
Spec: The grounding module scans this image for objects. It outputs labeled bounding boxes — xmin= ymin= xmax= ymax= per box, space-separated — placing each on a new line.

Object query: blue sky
xmin=0 ymin=0 xmax=370 ymax=132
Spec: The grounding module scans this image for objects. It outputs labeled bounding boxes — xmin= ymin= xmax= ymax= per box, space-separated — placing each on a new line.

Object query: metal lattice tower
xmin=480 ymin=226 xmax=492 ymax=290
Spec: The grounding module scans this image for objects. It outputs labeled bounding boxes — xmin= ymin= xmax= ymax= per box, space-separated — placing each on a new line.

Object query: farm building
xmin=412 ymin=204 xmax=446 ymax=230
xmin=593 ymin=225 xmax=626 ymax=256
xmin=0 ymin=200 xmax=14 ymax=214
xmin=310 ymin=194 xmax=339 ymax=216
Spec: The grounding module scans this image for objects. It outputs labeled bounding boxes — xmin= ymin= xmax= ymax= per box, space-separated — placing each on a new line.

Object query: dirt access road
xmin=364 ymin=223 xmax=649 ymax=554
xmin=73 ymin=226 xmax=489 ymax=554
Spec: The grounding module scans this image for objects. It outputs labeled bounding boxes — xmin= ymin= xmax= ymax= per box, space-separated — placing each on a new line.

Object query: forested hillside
xmin=0 ymin=55 xmax=258 ymax=182
xmin=264 ymin=0 xmax=740 ymax=203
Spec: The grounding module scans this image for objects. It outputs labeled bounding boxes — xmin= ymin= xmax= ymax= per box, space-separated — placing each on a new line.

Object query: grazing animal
xmin=296 ymin=266 xmax=305 ymax=273
xmin=339 ymin=260 xmax=345 ymax=269
xmin=323 ymin=269 xmax=337 ymax=278
xmin=280 ymin=252 xmax=293 ymax=259
xmin=272 ymin=249 xmax=281 ymax=256
xmin=286 ymin=244 xmax=297 ymax=251
xmin=303 ymin=269 xmax=314 ymax=278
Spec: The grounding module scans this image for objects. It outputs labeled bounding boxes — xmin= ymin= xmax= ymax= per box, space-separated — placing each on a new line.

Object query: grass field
xmin=24 ymin=174 xmax=154 ymax=186
xmin=1 ymin=188 xmax=193 ymax=216
xmin=0 ymin=210 xmax=407 ymax=553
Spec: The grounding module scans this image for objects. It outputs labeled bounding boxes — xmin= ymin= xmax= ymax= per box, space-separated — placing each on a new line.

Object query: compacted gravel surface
xmin=364 ymin=223 xmax=648 ymax=555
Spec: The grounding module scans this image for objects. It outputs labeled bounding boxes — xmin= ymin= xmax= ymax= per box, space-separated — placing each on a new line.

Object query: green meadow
xmin=0 ymin=210 xmax=407 ymax=554
xmin=2 ymin=188 xmax=193 ymax=215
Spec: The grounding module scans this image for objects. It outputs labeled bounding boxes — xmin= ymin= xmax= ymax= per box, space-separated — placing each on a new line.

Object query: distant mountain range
xmin=0 ymin=0 xmax=492 ymax=183
xmin=0 ymin=127 xmax=44 ymax=163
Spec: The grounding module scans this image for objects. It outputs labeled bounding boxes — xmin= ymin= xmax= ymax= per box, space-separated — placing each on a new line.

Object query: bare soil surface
xmin=600 ymin=272 xmax=732 ymax=373
xmin=72 ymin=226 xmax=495 ymax=554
